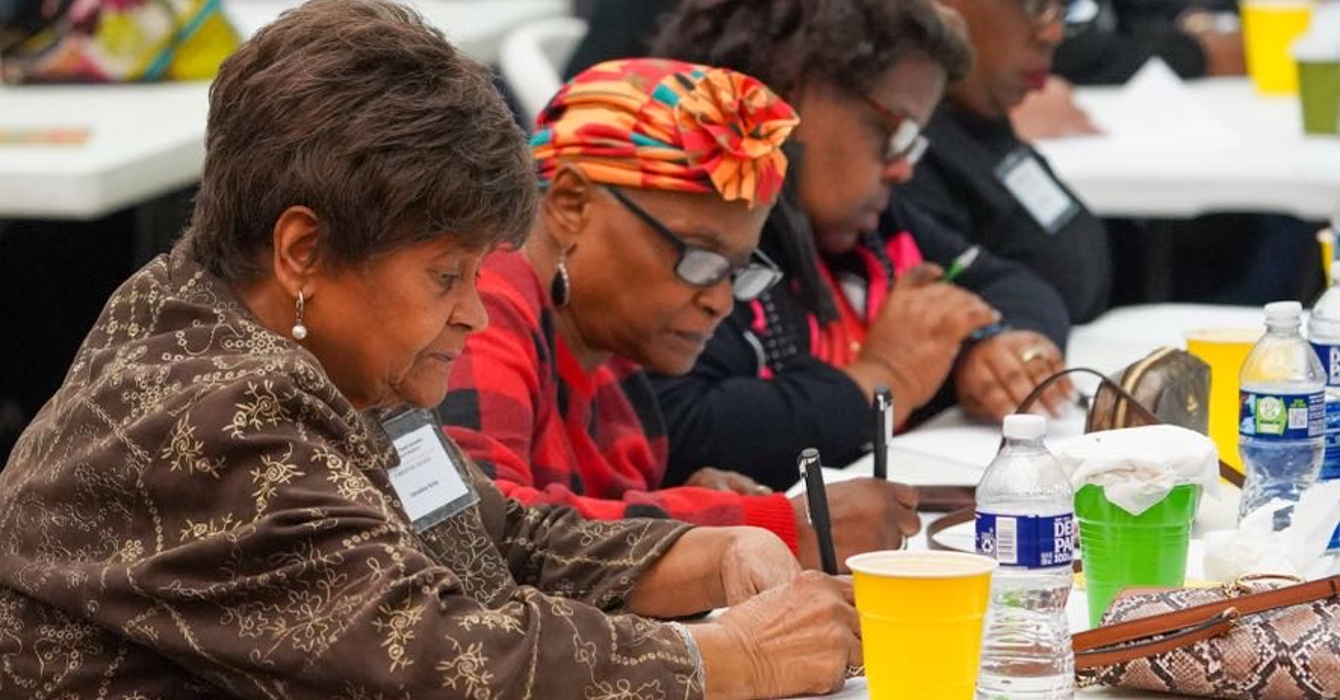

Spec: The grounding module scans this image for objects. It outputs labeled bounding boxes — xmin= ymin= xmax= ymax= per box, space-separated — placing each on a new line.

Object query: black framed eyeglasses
xmin=1020 ymin=0 xmax=1069 ymax=26
xmin=605 ymin=187 xmax=783 ymax=302
xmin=860 ymin=95 xmax=930 ymax=165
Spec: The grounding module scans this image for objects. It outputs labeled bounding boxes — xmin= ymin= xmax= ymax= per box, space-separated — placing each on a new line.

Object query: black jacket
xmin=900 ymin=104 xmax=1112 ymax=324
xmin=1055 ymin=0 xmax=1212 ymax=84
xmin=650 ymin=195 xmax=1070 ymax=492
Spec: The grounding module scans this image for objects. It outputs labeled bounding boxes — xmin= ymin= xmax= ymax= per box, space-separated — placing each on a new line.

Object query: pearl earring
xmin=292 ymin=291 xmax=308 ymax=340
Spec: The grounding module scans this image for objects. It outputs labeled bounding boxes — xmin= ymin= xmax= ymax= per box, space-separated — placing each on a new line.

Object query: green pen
xmin=941 ymin=245 xmax=981 ymax=283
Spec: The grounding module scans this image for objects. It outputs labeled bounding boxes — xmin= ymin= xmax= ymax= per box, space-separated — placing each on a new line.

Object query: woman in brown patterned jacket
xmin=0 ymin=1 xmax=861 ymax=698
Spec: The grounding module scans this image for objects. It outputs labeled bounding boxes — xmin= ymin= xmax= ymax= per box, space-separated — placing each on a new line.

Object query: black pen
xmin=798 ymin=448 xmax=838 ymax=575
xmin=872 ymin=387 xmax=893 ymax=480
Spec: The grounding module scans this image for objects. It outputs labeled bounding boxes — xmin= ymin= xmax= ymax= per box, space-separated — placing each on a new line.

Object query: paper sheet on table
xmin=783 ymin=446 xmax=985 ymax=498
xmin=1058 ymin=58 xmax=1238 ymax=150
xmin=785 ymin=406 xmax=1087 ymax=497
xmin=886 ymin=404 xmax=1087 ymax=471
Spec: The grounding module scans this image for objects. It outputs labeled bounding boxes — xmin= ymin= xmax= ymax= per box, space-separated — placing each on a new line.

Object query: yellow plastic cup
xmin=1185 ymin=328 xmax=1263 ymax=475
xmin=847 ymin=550 xmax=997 ymax=700
xmin=1241 ymin=0 xmax=1315 ymax=94
xmin=1320 ymin=228 xmax=1335 ymax=277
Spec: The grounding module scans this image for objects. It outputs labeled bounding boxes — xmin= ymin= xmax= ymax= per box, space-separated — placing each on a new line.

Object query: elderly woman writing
xmin=439 ymin=58 xmax=922 ymax=570
xmin=0 ymin=2 xmax=861 ymax=698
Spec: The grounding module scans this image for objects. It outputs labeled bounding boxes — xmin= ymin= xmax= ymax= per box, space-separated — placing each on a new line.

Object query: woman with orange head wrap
xmin=441 ymin=58 xmax=921 ymax=571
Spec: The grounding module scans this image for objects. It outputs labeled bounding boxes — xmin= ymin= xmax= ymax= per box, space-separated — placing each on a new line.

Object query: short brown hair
xmin=653 ymin=0 xmax=973 ymax=99
xmin=185 ymin=0 xmax=536 ymax=283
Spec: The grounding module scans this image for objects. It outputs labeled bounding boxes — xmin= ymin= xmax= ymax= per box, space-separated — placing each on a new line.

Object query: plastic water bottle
xmin=1309 ymin=263 xmax=1340 ymax=552
xmin=1239 ymin=301 xmax=1325 ymax=531
xmin=975 ymin=414 xmax=1075 ymax=700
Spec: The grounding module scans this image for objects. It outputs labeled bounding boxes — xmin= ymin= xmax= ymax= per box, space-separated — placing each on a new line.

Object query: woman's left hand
xmin=716 ymin=527 xmax=801 ymax=606
xmin=954 ymin=330 xmax=1071 ymax=419
xmin=685 ymin=467 xmax=773 ymax=495
xmin=1010 ymin=76 xmax=1101 ymax=142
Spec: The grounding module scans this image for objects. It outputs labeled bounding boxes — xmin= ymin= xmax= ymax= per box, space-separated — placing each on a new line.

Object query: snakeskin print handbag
xmin=1073 ymin=575 xmax=1340 ymax=699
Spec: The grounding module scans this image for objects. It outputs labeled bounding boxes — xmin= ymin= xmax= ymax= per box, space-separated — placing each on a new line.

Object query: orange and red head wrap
xmin=531 ymin=58 xmax=799 ymax=208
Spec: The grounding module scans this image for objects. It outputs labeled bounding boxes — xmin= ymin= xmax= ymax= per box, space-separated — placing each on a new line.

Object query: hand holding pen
xmin=790 ymin=451 xmax=922 ymax=572
xmin=941 ymin=245 xmax=1005 ymax=341
xmin=841 ymin=263 xmax=999 ymax=417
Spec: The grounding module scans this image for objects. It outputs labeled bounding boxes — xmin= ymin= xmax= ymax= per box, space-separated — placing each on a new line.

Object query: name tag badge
xmin=995 ymin=149 xmax=1079 ymax=235
xmin=381 ymin=409 xmax=478 ymax=532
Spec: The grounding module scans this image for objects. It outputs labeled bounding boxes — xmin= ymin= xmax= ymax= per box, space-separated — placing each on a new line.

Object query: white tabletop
xmin=0 ymin=0 xmax=565 ymax=220
xmin=0 ymin=82 xmax=212 ymax=219
xmin=792 ymin=303 xmax=1258 ymax=700
xmin=1036 ymin=76 xmax=1340 ymax=220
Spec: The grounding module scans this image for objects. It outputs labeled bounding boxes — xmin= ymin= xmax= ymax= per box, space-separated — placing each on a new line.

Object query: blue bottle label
xmin=1323 ymin=400 xmax=1340 ymax=482
xmin=975 ymin=512 xmax=1074 ymax=569
xmin=1239 ymin=391 xmax=1324 ymax=441
xmin=1311 ymin=342 xmax=1340 ymax=387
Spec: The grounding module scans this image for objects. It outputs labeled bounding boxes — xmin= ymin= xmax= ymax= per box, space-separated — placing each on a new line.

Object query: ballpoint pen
xmin=872 ymin=387 xmax=893 ymax=480
xmin=941 ymin=245 xmax=982 ymax=283
xmin=798 ymin=448 xmax=838 ymax=575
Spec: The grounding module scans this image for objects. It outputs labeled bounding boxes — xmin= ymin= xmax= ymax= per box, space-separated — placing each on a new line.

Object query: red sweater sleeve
xmin=446 ymin=419 xmax=799 ymax=554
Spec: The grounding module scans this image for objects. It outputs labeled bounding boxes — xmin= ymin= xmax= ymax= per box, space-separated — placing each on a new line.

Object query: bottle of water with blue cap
xmin=975 ymin=413 xmax=1075 ymax=700
xmin=1308 ymin=264 xmax=1340 ymax=553
xmin=1239 ymin=301 xmax=1325 ymax=531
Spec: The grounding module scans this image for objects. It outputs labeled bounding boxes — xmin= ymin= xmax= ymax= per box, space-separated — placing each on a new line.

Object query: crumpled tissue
xmin=1203 ymin=480 xmax=1340 ymax=581
xmin=1053 ymin=425 xmax=1220 ymax=516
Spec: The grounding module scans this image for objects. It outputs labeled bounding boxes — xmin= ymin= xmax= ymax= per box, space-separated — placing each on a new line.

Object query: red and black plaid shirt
xmin=440 ymin=251 xmax=797 ymax=551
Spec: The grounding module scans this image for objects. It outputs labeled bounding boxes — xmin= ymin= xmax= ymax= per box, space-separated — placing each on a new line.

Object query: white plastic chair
xmin=498 ymin=16 xmax=589 ymax=131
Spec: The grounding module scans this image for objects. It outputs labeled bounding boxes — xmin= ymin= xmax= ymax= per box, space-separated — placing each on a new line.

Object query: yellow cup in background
xmin=1185 ymin=328 xmax=1264 ymax=474
xmin=1241 ymin=0 xmax=1315 ymax=94
xmin=847 ymin=550 xmax=997 ymax=700
xmin=1319 ymin=227 xmax=1335 ymax=278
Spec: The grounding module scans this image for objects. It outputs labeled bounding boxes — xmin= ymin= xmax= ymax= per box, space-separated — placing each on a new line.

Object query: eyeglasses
xmin=605 ymin=187 xmax=784 ymax=302
xmin=859 ymin=95 xmax=930 ymax=165
xmin=1020 ymin=0 xmax=1068 ymax=26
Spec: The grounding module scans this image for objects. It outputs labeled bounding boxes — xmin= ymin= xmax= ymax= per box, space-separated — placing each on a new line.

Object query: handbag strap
xmin=926 ymin=507 xmax=974 ymax=551
xmin=1016 ymin=366 xmax=1244 ymax=488
xmin=1073 ymin=575 xmax=1340 ymax=669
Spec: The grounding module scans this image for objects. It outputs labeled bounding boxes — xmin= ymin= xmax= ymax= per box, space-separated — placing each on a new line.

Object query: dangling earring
xmin=291 ymin=290 xmax=308 ymax=340
xmin=550 ymin=258 xmax=571 ymax=308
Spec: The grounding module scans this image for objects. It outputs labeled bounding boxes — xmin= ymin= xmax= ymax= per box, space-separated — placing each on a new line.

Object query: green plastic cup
xmin=1075 ymin=483 xmax=1201 ymax=628
xmin=1298 ymin=60 xmax=1340 ymax=135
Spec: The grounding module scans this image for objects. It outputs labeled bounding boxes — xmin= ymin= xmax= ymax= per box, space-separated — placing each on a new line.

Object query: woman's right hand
xmin=790 ymin=478 xmax=922 ymax=571
xmin=844 ymin=263 xmax=999 ymax=423
xmin=690 ymin=572 xmax=861 ymax=699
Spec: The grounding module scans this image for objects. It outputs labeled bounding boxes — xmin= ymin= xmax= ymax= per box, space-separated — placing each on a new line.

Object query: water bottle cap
xmin=1264 ymin=300 xmax=1302 ymax=323
xmin=1002 ymin=413 xmax=1046 ymax=440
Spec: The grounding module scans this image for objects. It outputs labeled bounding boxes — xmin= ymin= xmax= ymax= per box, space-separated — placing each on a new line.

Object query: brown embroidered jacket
xmin=0 ymin=245 xmax=702 ymax=699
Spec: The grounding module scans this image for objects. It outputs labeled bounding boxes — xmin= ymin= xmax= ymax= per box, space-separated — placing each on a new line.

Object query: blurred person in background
xmin=652 ymin=0 xmax=1074 ymax=490
xmin=897 ymin=0 xmax=1114 ymax=323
